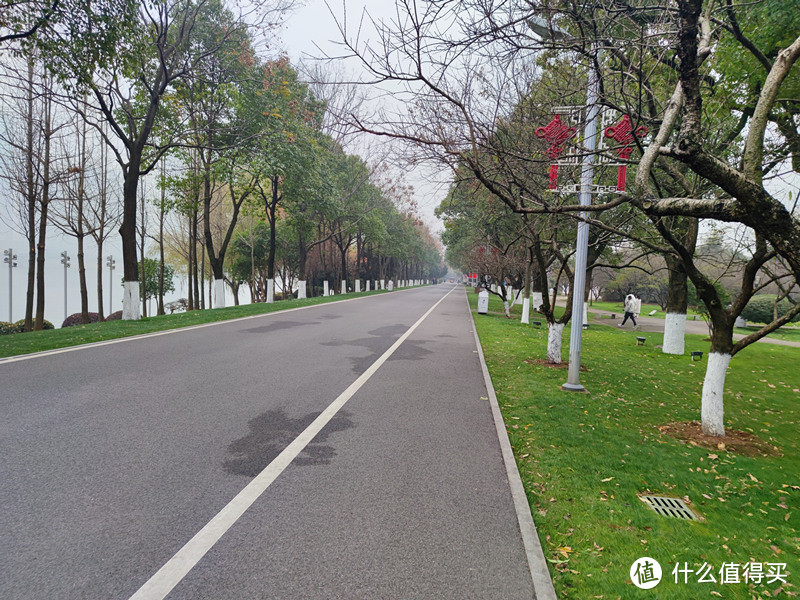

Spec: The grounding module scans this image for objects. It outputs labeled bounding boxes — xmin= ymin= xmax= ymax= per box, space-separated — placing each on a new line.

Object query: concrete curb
xmin=466 ymin=291 xmax=558 ymax=600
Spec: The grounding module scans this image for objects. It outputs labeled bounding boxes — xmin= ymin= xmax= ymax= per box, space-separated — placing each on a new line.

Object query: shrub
xmin=13 ymin=319 xmax=54 ymax=331
xmin=105 ymin=311 xmax=123 ymax=321
xmin=61 ymin=312 xmax=102 ymax=328
xmin=0 ymin=321 xmax=19 ymax=335
xmin=740 ymin=295 xmax=800 ymax=324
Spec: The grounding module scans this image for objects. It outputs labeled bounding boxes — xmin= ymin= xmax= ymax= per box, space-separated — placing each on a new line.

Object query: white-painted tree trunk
xmin=341 ymin=280 xmax=347 ymax=294
xmin=583 ymin=302 xmax=588 ymax=326
xmin=323 ymin=280 xmax=329 ymax=296
xmin=521 ymin=296 xmax=530 ymax=324
xmin=213 ymin=279 xmax=225 ymax=309
xmin=297 ymin=280 xmax=307 ymax=299
xmin=355 ymin=280 xmax=361 ymax=293
xmin=701 ymin=352 xmax=731 ymax=436
xmin=663 ymin=313 xmax=686 ymax=355
xmin=366 ymin=280 xmax=371 ymax=292
xmin=503 ymin=300 xmax=510 ymax=317
xmin=122 ymin=282 xmax=141 ymax=320
xmin=508 ymin=288 xmax=515 ymax=307
xmin=547 ymin=323 xmax=565 ymax=364
xmin=532 ymin=292 xmax=543 ymax=311
xmin=266 ymin=278 xmax=274 ymax=303
xmin=380 ymin=279 xmax=385 ymax=290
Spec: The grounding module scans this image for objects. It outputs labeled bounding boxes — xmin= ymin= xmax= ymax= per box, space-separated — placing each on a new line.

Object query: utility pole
xmin=3 ymin=248 xmax=17 ymax=322
xmin=61 ymin=251 xmax=71 ymax=321
xmin=107 ymin=255 xmax=115 ymax=313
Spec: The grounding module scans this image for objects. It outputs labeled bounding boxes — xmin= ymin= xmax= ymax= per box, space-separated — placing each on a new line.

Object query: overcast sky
xmin=0 ymin=1 xmax=450 ymax=325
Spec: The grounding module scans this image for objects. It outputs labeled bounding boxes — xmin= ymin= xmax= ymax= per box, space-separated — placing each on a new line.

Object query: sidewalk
xmin=586 ymin=306 xmax=800 ymax=348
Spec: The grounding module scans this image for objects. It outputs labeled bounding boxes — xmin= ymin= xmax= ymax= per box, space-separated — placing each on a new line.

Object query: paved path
xmin=1 ymin=285 xmax=545 ymax=599
xmin=586 ymin=306 xmax=800 ymax=348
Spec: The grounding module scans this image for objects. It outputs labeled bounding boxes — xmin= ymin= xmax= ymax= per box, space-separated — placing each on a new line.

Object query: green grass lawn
xmin=0 ymin=288 xmax=393 ymax=359
xmin=469 ymin=291 xmax=799 ymax=599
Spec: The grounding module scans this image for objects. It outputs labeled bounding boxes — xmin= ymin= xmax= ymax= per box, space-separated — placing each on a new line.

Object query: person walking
xmin=619 ymin=294 xmax=638 ymax=328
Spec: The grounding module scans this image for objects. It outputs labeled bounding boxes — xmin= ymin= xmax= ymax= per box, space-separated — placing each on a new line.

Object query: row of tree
xmin=330 ymin=0 xmax=800 ymax=437
xmin=1 ymin=0 xmax=445 ymax=327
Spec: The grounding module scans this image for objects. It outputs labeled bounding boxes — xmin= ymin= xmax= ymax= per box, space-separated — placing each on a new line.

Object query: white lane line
xmin=128 ymin=286 xmax=456 ymax=600
xmin=0 ymin=285 xmax=445 ymax=365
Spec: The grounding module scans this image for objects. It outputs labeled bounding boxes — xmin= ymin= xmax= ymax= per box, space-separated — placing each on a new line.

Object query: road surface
xmin=1 ymin=285 xmax=540 ymax=599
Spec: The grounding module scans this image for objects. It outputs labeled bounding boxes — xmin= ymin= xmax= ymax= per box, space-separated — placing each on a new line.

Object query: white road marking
xmin=0 ymin=285 xmax=437 ymax=365
xmin=128 ymin=286 xmax=456 ymax=600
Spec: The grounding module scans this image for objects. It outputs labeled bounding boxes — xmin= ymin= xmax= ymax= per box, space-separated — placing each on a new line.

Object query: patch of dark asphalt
xmin=224 ymin=409 xmax=355 ymax=477
xmin=387 ymin=338 xmax=432 ymax=362
xmin=241 ymin=320 xmax=318 ymax=334
xmin=320 ymin=324 xmax=408 ymax=373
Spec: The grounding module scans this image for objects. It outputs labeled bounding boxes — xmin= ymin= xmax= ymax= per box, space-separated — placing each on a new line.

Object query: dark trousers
xmin=621 ymin=311 xmax=637 ymax=326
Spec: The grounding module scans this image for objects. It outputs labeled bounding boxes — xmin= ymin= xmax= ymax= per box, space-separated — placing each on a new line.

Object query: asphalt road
xmin=1 ymin=285 xmax=536 ymax=599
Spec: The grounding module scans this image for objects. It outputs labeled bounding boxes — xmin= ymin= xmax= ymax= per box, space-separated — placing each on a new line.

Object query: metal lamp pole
xmin=528 ymin=17 xmax=599 ymax=392
xmin=3 ymin=248 xmax=18 ymax=322
xmin=561 ymin=51 xmax=601 ymax=392
xmin=107 ymin=255 xmax=115 ymax=313
xmin=61 ymin=251 xmax=71 ymax=321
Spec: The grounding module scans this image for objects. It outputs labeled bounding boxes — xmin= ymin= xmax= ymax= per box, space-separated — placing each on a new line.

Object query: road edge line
xmin=466 ymin=289 xmax=558 ymax=600
xmin=127 ymin=285 xmax=457 ymax=600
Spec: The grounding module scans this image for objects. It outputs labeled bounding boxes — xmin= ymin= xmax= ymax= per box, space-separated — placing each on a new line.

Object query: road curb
xmin=466 ymin=290 xmax=558 ymax=600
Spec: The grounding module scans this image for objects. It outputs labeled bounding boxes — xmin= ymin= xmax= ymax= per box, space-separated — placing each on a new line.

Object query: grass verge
xmin=470 ymin=291 xmax=799 ymax=599
xmin=0 ymin=289 xmax=393 ymax=359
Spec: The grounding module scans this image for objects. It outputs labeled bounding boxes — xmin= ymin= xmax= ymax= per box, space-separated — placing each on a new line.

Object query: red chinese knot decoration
xmin=535 ymin=115 xmax=576 ymax=189
xmin=603 ymin=115 xmax=648 ymax=191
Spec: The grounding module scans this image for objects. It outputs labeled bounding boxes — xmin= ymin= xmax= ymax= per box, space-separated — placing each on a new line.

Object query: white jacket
xmin=624 ymin=297 xmax=636 ymax=313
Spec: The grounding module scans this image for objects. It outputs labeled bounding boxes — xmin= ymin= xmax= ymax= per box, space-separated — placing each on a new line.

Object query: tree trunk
xmin=663 ymin=254 xmax=689 ymax=355
xmin=157 ymin=160 xmax=165 ymax=316
xmin=701 ymin=352 xmax=731 ymax=437
xmin=139 ymin=188 xmax=147 ymax=319
xmin=547 ymin=323 xmax=565 ymax=364
xmin=77 ymin=114 xmax=89 ymax=323
xmin=96 ymin=239 xmax=104 ymax=319
xmin=192 ymin=208 xmax=200 ymax=309
xmin=34 ymin=87 xmax=52 ymax=331
xmin=120 ymin=145 xmax=142 ymax=320
xmin=521 ymin=260 xmax=531 ymax=324
xmin=700 ymin=316 xmax=735 ymax=437
xmin=24 ymin=59 xmax=36 ymax=332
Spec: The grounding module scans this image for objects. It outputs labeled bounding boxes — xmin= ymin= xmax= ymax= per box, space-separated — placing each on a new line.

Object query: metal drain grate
xmin=639 ymin=495 xmax=699 ymax=520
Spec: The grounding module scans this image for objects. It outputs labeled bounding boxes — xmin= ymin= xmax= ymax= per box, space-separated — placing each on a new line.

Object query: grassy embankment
xmin=0 ymin=288 xmax=395 ymax=359
xmin=470 ymin=291 xmax=798 ymax=599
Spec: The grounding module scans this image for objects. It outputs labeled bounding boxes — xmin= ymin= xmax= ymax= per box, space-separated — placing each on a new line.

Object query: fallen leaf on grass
xmin=601 ymin=477 xmax=615 ymax=482
xmin=748 ymin=473 xmax=760 ymax=483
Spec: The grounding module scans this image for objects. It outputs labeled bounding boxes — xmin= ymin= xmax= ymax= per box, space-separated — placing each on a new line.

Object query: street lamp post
xmin=528 ymin=17 xmax=599 ymax=392
xmin=3 ymin=248 xmax=18 ymax=322
xmin=61 ymin=251 xmax=71 ymax=321
xmin=107 ymin=255 xmax=115 ymax=313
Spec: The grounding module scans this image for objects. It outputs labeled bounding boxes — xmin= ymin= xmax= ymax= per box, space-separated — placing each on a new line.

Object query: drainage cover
xmin=639 ymin=495 xmax=699 ymax=520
